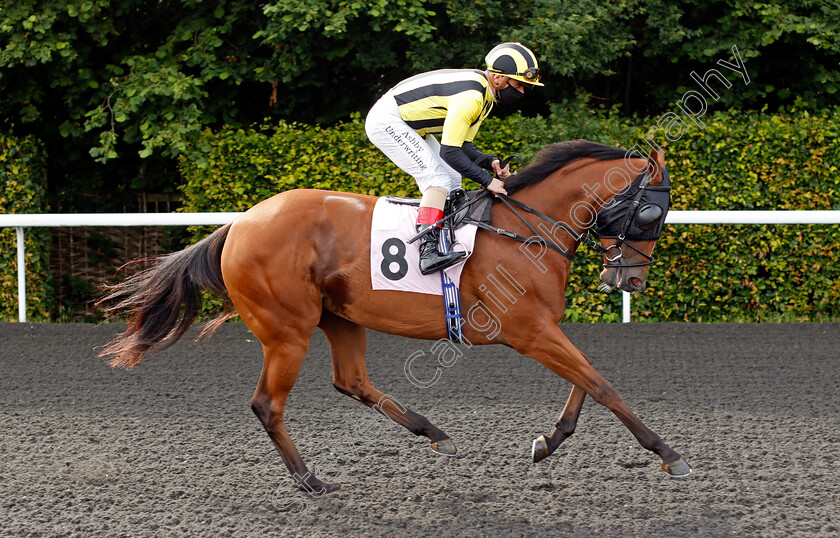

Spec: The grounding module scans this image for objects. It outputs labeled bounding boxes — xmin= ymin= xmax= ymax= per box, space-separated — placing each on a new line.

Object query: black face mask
xmin=497 ymin=84 xmax=525 ymax=106
xmin=596 ymin=169 xmax=672 ymax=242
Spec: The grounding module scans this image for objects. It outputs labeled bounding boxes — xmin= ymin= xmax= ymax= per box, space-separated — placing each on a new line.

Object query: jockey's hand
xmin=491 ymin=159 xmax=512 ymax=180
xmin=486 ymin=177 xmax=508 ymax=196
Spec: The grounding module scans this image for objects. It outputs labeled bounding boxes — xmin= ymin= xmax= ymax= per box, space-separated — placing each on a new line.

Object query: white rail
xmin=3 ymin=210 xmax=840 ymax=323
xmin=0 ymin=212 xmax=241 ymax=227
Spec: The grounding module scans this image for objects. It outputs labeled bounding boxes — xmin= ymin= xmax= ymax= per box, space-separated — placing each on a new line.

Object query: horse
xmin=98 ymin=139 xmax=692 ymax=494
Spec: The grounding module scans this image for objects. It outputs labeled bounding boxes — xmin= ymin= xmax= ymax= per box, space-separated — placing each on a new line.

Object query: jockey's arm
xmin=461 ymin=142 xmax=497 ymax=170
xmin=439 ymin=143 xmax=495 ymax=187
xmin=463 ymin=142 xmax=511 ymax=180
xmin=439 ymin=92 xmax=508 ymax=191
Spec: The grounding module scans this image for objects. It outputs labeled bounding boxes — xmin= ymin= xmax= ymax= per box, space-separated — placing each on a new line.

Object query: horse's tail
xmin=96 ymin=223 xmax=235 ymax=369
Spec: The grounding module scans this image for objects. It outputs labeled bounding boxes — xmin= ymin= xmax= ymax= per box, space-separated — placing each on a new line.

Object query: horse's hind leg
xmin=318 ymin=310 xmax=456 ymax=456
xmin=233 ymin=284 xmax=338 ymax=494
xmin=250 ymin=330 xmax=341 ymax=495
xmin=532 ymin=384 xmax=587 ymax=463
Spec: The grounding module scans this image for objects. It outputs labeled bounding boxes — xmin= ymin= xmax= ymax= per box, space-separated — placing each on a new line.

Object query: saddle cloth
xmin=370 ymin=197 xmax=478 ymax=295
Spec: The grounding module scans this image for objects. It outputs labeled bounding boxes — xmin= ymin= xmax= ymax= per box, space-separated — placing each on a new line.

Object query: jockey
xmin=365 ymin=42 xmax=543 ymax=275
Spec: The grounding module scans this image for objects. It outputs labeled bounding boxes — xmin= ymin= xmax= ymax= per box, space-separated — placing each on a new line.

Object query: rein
xmin=469 ymin=193 xmax=603 ymax=263
xmin=475 ymin=174 xmax=671 ymax=269
xmin=408 ymin=187 xmax=642 ymax=267
xmin=408 ymin=160 xmax=671 ymax=269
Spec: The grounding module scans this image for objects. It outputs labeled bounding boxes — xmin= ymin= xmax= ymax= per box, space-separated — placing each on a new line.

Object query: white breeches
xmin=365 ymin=92 xmax=463 ymax=194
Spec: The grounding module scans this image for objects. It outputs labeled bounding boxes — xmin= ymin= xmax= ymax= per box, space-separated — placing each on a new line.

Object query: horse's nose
xmin=625 ymin=276 xmax=646 ymax=292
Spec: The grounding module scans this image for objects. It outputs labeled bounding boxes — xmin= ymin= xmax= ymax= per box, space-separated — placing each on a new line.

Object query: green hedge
xmin=179 ymin=104 xmax=840 ymax=322
xmin=180 ymin=114 xmax=414 ymax=212
xmin=636 ymin=108 xmax=840 ymax=322
xmin=0 ymin=133 xmax=52 ymax=321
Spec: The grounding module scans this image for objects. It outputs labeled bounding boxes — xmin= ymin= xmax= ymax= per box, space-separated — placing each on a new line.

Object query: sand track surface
xmin=1 ymin=322 xmax=838 ymax=537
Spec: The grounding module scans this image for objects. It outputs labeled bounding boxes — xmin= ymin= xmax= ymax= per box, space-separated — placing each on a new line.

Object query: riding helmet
xmin=485 ymin=42 xmax=544 ymax=86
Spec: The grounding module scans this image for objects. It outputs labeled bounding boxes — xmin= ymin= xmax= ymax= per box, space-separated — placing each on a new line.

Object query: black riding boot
xmin=417 ymin=224 xmax=466 ymax=276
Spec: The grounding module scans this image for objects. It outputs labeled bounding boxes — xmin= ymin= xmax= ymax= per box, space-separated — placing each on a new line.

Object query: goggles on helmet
xmin=520 ymin=67 xmax=541 ymax=83
xmin=485 ymin=42 xmax=545 ymax=86
xmin=489 ymin=66 xmax=541 ymax=84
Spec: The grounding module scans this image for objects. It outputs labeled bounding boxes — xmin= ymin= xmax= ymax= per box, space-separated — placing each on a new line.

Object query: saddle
xmin=385 ymin=188 xmax=493 ymax=231
xmin=384 ymin=189 xmax=492 ymax=344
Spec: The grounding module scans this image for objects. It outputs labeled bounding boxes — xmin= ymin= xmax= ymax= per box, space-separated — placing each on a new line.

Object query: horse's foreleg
xmin=516 ymin=326 xmax=691 ymax=477
xmin=533 ymin=353 xmax=595 ymax=461
xmin=532 ymin=384 xmax=586 ymax=463
xmin=318 ymin=310 xmax=456 ymax=456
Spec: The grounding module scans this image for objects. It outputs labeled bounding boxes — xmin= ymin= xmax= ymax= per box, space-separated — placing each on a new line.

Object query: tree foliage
xmin=0 ymin=0 xmax=837 ymax=210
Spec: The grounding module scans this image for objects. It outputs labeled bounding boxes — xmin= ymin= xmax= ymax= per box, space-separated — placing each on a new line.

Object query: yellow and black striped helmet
xmin=485 ymin=42 xmax=544 ymax=86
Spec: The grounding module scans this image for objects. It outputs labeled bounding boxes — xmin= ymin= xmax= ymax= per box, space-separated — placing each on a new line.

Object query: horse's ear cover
xmin=595 ymin=165 xmax=671 ymax=241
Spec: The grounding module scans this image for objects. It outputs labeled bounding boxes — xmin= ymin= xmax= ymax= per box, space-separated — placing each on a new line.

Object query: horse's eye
xmin=636 ymin=204 xmax=663 ymax=229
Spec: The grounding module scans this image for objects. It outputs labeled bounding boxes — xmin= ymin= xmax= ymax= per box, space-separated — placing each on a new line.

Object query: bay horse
xmin=99 ymin=139 xmax=692 ymax=494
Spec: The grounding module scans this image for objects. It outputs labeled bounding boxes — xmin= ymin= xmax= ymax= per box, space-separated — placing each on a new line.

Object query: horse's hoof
xmin=661 ymin=457 xmax=692 ymax=477
xmin=532 ymin=435 xmax=549 ymax=463
xmin=296 ymin=479 xmax=341 ymax=496
xmin=430 ymin=438 xmax=457 ymax=456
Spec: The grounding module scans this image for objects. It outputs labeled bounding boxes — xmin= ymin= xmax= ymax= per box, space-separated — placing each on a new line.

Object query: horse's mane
xmin=503 ymin=139 xmax=643 ymax=195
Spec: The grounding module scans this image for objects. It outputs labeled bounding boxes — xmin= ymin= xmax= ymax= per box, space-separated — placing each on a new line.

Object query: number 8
xmin=381 ymin=238 xmax=408 ymax=281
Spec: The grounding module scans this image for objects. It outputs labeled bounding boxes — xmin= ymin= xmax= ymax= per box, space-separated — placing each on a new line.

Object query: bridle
xmin=469 ymin=163 xmax=671 ymax=269
xmin=587 ymin=170 xmax=672 ymax=268
xmin=409 ymin=161 xmax=671 ymax=270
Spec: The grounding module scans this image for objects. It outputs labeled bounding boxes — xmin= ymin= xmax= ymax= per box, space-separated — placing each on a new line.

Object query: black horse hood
xmin=596 ymin=168 xmax=672 ymax=242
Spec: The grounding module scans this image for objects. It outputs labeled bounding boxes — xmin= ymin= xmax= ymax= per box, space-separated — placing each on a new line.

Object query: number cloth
xmin=370 ymin=197 xmax=478 ymax=294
